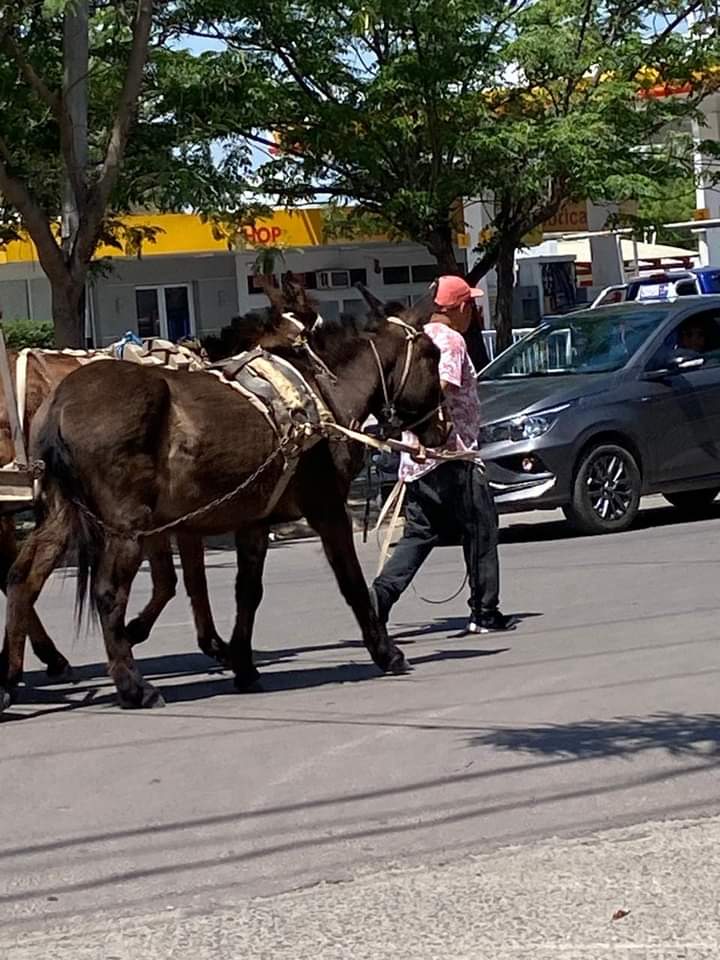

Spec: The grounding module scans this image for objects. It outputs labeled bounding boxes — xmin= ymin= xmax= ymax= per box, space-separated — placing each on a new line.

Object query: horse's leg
xmin=94 ymin=537 xmax=164 ymax=709
xmin=175 ymin=530 xmax=230 ymax=665
xmin=126 ymin=534 xmax=177 ymax=647
xmin=229 ymin=524 xmax=269 ymax=692
xmin=0 ymin=506 xmax=69 ymax=711
xmin=0 ymin=516 xmax=71 ymax=680
xmin=302 ymin=486 xmax=409 ymax=675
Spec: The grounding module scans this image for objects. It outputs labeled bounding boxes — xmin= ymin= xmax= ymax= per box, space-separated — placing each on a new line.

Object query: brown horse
xmin=1 ymin=309 xmax=446 ymax=711
xmin=0 ymin=311 xmax=308 ymax=689
xmin=128 ymin=282 xmax=421 ymax=693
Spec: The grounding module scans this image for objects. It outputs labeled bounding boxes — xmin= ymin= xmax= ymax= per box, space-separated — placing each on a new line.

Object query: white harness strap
xmin=375 ymin=478 xmax=407 ymax=577
xmin=15 ymin=348 xmax=31 ymax=435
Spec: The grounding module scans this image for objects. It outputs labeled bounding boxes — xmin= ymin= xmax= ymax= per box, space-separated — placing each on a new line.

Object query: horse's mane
xmin=200 ymin=280 xmax=434 ymax=365
xmin=201 ymin=309 xmax=276 ymax=362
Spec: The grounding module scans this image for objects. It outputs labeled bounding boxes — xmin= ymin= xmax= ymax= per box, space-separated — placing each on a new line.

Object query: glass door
xmin=135 ymin=285 xmax=194 ymax=341
xmin=135 ymin=288 xmax=161 ymax=339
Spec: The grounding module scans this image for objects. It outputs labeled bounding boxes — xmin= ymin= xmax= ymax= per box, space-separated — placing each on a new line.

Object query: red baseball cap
xmin=433 ymin=275 xmax=484 ymax=308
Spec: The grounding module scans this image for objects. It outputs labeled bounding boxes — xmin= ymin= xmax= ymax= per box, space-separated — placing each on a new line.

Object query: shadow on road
xmin=4 ymin=643 xmax=508 ymax=719
xmin=500 ymin=502 xmax=720 ymax=545
xmin=469 ymin=711 xmax=720 ymax=759
xmin=394 ymin=611 xmax=542 ymax=641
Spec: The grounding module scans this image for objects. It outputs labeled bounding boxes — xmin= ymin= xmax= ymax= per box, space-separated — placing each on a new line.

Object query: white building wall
xmin=695 ymin=91 xmax=720 ymax=265
xmin=0 ymin=240 xmax=465 ymax=343
xmin=234 ymin=241 xmax=466 ymax=321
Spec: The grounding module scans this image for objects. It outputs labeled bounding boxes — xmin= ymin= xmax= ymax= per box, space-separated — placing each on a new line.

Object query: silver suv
xmin=478 ymin=296 xmax=720 ymax=534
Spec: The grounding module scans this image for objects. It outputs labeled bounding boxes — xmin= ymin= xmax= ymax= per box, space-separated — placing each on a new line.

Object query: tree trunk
xmin=425 ymin=224 xmax=461 ymax=276
xmin=51 ymin=276 xmax=86 ymax=348
xmin=494 ymin=237 xmax=517 ymax=354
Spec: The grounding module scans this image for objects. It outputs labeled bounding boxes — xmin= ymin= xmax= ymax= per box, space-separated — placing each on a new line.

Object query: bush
xmin=2 ymin=319 xmax=55 ymax=349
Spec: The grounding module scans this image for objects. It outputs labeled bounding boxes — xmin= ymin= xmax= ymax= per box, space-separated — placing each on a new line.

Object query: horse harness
xmin=13 ymin=318 xmax=461 ymax=539
xmin=208 ymin=342 xmax=336 ymax=517
xmin=204 ymin=315 xmax=430 ymax=519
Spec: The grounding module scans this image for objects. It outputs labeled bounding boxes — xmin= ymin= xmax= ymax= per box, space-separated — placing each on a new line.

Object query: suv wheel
xmin=563 ymin=443 xmax=641 ymax=535
xmin=664 ymin=488 xmax=720 ymax=513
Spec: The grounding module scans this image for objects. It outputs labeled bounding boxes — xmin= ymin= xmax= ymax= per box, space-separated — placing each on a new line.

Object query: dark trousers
xmin=373 ymin=461 xmax=500 ymax=619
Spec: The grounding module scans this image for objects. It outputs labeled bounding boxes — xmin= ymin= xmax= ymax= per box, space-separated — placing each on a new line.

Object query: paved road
xmin=2 ymin=496 xmax=720 ymax=956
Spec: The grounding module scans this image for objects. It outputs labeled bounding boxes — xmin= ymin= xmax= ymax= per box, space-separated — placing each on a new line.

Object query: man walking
xmin=371 ymin=276 xmax=515 ymax=634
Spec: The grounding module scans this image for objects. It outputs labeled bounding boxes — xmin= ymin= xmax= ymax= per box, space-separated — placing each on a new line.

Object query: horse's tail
xmin=32 ymin=404 xmax=103 ymax=628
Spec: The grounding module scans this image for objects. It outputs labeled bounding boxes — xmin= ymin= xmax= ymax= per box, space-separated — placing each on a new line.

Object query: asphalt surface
xmin=2 ymin=495 xmax=720 ymax=957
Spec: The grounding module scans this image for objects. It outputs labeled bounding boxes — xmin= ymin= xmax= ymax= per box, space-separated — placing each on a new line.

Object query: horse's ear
xmin=282 ymin=272 xmax=309 ymax=307
xmin=354 ymin=282 xmax=386 ymax=320
xmin=281 ymin=271 xmax=304 ymax=301
xmin=258 ymin=275 xmax=284 ymax=314
xmin=402 ymin=292 xmax=434 ymax=330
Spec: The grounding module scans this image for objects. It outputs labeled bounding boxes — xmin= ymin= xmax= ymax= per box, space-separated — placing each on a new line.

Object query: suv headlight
xmin=478 ymin=403 xmax=571 ymax=445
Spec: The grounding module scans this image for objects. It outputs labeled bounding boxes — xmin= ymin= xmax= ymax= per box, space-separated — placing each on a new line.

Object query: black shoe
xmin=369 ymin=585 xmax=389 ymax=627
xmin=467 ymin=611 xmax=518 ymax=634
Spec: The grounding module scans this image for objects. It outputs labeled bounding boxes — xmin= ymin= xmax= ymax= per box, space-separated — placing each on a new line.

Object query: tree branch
xmin=0 ymin=29 xmax=85 ymax=202
xmin=74 ymin=0 xmax=154 ymax=273
xmin=1 ymin=32 xmax=59 ymax=112
xmin=0 ymin=137 xmax=66 ymax=282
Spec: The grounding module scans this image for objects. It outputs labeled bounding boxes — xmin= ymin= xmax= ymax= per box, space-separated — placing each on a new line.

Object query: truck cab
xmin=591 ymin=267 xmax=720 ymax=308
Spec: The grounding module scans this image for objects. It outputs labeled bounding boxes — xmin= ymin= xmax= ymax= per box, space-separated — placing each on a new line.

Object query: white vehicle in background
xmin=591 ymin=267 xmax=720 ymax=309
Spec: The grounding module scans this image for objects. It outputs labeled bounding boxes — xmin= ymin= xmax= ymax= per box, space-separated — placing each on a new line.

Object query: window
xmin=135 ymin=285 xmax=195 ymax=341
xmin=247 ymin=274 xmax=278 ymax=295
xmin=382 ymin=265 xmax=410 ymax=285
xmin=411 ymin=264 xmax=439 ymax=284
xmin=318 ymin=300 xmax=340 ymax=322
xmin=649 ymin=311 xmax=720 ymax=370
xmin=342 ymin=298 xmax=366 ymax=318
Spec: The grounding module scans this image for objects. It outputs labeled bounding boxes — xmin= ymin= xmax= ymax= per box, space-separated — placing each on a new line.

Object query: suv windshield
xmin=482 ymin=309 xmax=667 ymax=379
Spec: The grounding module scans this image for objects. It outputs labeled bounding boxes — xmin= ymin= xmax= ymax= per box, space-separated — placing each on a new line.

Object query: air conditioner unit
xmin=317 ymin=270 xmax=351 ymax=289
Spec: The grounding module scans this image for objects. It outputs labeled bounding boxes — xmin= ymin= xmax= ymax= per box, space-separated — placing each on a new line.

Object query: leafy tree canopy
xmin=174 ymin=0 xmax=720 ymax=286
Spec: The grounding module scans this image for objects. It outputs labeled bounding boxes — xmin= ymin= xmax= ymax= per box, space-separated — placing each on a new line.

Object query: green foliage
xmin=634 ymin=177 xmax=699 ymax=247
xmin=0 ymin=4 xmax=255 ymax=253
xmin=171 ymin=0 xmax=720 ymax=274
xmin=1 ymin=319 xmax=55 ymax=349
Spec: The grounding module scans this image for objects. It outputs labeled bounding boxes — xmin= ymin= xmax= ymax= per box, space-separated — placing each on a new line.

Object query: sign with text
xmin=542 ymin=202 xmax=589 ymax=233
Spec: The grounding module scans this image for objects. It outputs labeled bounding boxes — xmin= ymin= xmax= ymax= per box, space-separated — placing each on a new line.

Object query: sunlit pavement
xmin=3 ymin=495 xmax=720 ymax=957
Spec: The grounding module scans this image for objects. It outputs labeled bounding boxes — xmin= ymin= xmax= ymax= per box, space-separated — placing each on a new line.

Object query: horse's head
xmin=367 ymin=316 xmax=449 ymax=449
xmin=201 ymin=307 xmax=310 ymax=362
xmin=280 ymin=273 xmax=323 ymax=331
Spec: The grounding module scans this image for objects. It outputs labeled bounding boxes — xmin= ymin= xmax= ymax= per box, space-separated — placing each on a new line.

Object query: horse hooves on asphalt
xmin=388 ymin=652 xmax=413 ymax=675
xmin=0 ymin=689 xmax=12 ymax=714
xmin=117 ymin=683 xmax=166 ymax=710
xmin=45 ymin=659 xmax=75 ymax=685
xmin=201 ymin=636 xmax=232 ymax=668
xmin=234 ymin=673 xmax=264 ymax=694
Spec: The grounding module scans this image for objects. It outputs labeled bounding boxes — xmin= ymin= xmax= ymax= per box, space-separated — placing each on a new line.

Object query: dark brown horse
xmin=0 ymin=310 xmax=307 ymax=690
xmin=1 ymin=308 xmax=446 ymax=711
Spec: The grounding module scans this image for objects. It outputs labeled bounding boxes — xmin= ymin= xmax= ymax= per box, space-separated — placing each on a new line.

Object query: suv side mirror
xmin=644 ymin=350 xmax=705 ymax=380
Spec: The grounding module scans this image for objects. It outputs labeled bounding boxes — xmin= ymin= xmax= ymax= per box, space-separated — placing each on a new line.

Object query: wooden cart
xmin=0 ymin=326 xmax=38 ymax=513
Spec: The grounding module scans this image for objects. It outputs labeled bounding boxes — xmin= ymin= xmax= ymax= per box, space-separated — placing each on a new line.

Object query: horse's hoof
xmin=125 ymin=619 xmax=150 ymax=648
xmin=234 ymin=672 xmax=263 ymax=694
xmin=46 ymin=658 xmax=74 ymax=684
xmin=142 ymin=686 xmax=166 ymax=709
xmin=117 ymin=681 xmax=165 ymax=710
xmin=200 ymin=636 xmax=231 ymax=669
xmin=0 ymin=688 xmax=12 ymax=713
xmin=388 ymin=651 xmax=412 ymax=675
